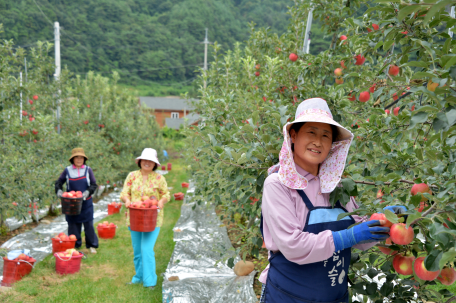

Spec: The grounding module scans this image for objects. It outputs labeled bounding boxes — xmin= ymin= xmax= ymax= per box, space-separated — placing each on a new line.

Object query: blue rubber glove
xmin=383 ymin=205 xmax=407 ymax=214
xmin=332 ymin=220 xmax=390 ymax=251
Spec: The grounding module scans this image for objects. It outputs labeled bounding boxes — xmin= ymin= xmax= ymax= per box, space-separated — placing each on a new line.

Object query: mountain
xmin=0 ymin=0 xmax=296 ymax=86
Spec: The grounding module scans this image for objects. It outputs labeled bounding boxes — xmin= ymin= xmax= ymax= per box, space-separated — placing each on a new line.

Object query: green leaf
xmin=366 ymin=282 xmax=377 ymax=295
xmin=401 ymin=61 xmax=429 ymax=68
xmin=369 ymin=254 xmax=379 ymax=265
xmin=423 ymin=0 xmax=454 ymax=25
xmin=439 ymin=247 xmax=456 ymax=269
xmin=424 ymin=250 xmax=443 ymax=272
xmin=383 ymin=40 xmax=395 ymax=52
xmin=374 ymin=0 xmax=400 ymax=2
xmin=384 ymin=209 xmax=399 ymax=224
xmin=446 ymin=108 xmax=456 ymax=126
xmin=380 ymin=281 xmax=394 ymax=296
xmin=341 ymin=178 xmax=358 ymax=196
xmin=408 ymin=112 xmax=428 ymax=129
xmin=398 ymin=5 xmax=423 ymax=21
xmin=411 ymin=71 xmax=437 ymax=79
xmin=213 ymin=146 xmax=223 ymax=154
xmin=208 ymin=134 xmax=217 ymax=146
xmin=406 ymin=212 xmax=421 ymax=228
xmin=444 ymin=55 xmax=456 ymax=69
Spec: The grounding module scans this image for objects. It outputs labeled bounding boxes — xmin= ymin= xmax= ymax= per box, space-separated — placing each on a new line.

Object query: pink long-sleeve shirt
xmin=259 ymin=164 xmax=374 ymax=284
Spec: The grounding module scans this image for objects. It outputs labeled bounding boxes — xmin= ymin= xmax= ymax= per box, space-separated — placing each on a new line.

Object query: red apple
xmin=87 ymin=104 xmax=90 ymax=108
xmin=335 ymin=78 xmax=344 ymax=85
xmin=393 ymin=253 xmax=415 ymax=275
xmin=393 ymin=107 xmax=400 ymax=116
xmin=378 ymin=238 xmax=397 ymax=255
xmin=393 ymin=92 xmax=398 ymax=101
xmin=289 ymin=53 xmax=298 ymax=62
xmin=369 ymin=84 xmax=376 ymax=93
xmin=98 ymin=223 xmax=103 ymax=227
xmin=354 ymin=55 xmax=365 ymax=65
xmin=340 ymin=60 xmax=346 ymax=68
xmin=348 ymin=92 xmax=356 ymax=101
xmin=255 ymin=64 xmax=260 ymax=70
xmin=84 ymin=120 xmax=89 ymax=124
xmin=60 ymin=235 xmax=69 ymax=241
xmin=262 ymin=96 xmax=267 ymax=102
xmin=385 ymin=109 xmax=390 ymax=114
xmin=22 ymin=110 xmax=27 ymax=116
xmin=389 ymin=65 xmax=400 ymax=76
xmin=437 ymin=267 xmax=456 ymax=285
xmin=414 ymin=256 xmax=441 ymax=281
xmin=411 ymin=183 xmax=432 ymax=202
xmin=334 ymin=68 xmax=343 ymax=76
xmin=340 ymin=35 xmax=347 ymax=41
xmin=33 ymin=95 xmax=38 ymax=100
xmin=109 ymin=223 xmax=116 ymax=228
xmin=255 ymin=71 xmax=260 ymax=77
xmin=370 ymin=213 xmax=392 ymax=227
xmin=372 ymin=23 xmax=379 ymax=30
xmin=69 ymin=235 xmax=77 ymax=240
xmin=58 ymin=232 xmax=65 ymax=237
xmin=411 ymin=105 xmax=415 ymax=111
xmin=29 ymin=99 xmax=33 ymax=105
xmin=359 ymin=91 xmax=370 ymax=102
xmin=390 ymin=223 xmax=414 ymax=245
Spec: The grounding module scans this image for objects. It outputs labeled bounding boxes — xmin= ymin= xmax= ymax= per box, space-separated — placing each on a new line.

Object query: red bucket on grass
xmin=1 ymin=257 xmax=35 ymax=287
xmin=128 ymin=206 xmax=158 ymax=232
xmin=52 ymin=238 xmax=77 ymax=253
xmin=167 ymin=163 xmax=172 ymax=171
xmin=181 ymin=182 xmax=189 ymax=188
xmin=60 ymin=197 xmax=83 ymax=215
xmin=107 ymin=203 xmax=122 ymax=215
xmin=54 ymin=253 xmax=83 ymax=275
xmin=174 ymin=193 xmax=185 ymax=200
xmin=97 ymin=225 xmax=117 ymax=239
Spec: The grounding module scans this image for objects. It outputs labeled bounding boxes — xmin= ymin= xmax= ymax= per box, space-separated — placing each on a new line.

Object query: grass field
xmin=0 ymin=158 xmax=189 ymax=302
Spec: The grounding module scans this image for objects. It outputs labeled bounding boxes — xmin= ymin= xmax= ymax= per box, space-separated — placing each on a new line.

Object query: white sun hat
xmin=268 ymin=98 xmax=354 ymax=193
xmin=135 ymin=148 xmax=161 ymax=166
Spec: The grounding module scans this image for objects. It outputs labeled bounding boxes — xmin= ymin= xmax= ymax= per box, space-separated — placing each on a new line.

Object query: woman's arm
xmin=345 ymin=196 xmax=378 ymax=251
xmin=55 ymin=170 xmax=67 ymax=194
xmin=120 ymin=173 xmax=133 ymax=207
xmin=157 ymin=176 xmax=171 ymax=209
xmin=87 ymin=168 xmax=98 ymax=196
xmin=262 ymin=178 xmax=336 ymax=265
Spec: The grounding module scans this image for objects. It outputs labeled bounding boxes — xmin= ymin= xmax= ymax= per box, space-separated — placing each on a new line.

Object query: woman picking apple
xmin=55 ymin=148 xmax=99 ymax=254
xmin=120 ymin=148 xmax=170 ymax=289
xmin=259 ymin=98 xmax=394 ymax=303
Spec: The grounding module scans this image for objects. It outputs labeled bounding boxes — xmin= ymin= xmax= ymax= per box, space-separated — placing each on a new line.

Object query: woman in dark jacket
xmin=55 ymin=148 xmax=99 ymax=253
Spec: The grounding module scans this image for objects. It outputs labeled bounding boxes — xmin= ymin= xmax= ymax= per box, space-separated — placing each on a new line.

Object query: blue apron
xmin=261 ymin=189 xmax=355 ymax=303
xmin=65 ymin=166 xmax=93 ymax=224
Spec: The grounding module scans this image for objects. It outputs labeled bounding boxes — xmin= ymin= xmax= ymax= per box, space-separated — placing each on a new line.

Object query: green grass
xmin=1 ymin=158 xmax=189 ymax=302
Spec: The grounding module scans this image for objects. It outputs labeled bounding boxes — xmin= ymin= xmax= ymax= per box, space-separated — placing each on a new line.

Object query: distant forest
xmin=0 ymin=0 xmax=331 ymax=85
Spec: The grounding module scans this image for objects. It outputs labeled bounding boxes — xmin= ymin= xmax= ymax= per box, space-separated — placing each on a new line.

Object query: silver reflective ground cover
xmin=162 ymin=182 xmax=257 ymax=303
xmin=0 ymin=188 xmax=122 ymax=283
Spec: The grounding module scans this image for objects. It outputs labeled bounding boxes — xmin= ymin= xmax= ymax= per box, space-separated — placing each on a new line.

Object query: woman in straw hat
xmin=258 ymin=98 xmax=406 ymax=303
xmin=55 ymin=148 xmax=99 ymax=254
xmin=120 ymin=148 xmax=170 ymax=289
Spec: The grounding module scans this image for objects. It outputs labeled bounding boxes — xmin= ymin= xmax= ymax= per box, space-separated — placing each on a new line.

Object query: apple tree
xmin=184 ymin=0 xmax=456 ymax=301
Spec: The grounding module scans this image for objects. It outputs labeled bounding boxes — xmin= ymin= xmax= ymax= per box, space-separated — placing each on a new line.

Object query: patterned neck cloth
xmin=268 ymin=98 xmax=354 ymax=193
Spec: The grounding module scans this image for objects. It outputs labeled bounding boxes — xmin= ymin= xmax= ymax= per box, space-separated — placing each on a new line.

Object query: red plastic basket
xmin=167 ymin=163 xmax=172 ymax=171
xmin=161 ymin=165 xmax=166 ymax=170
xmin=52 ymin=238 xmax=77 ymax=253
xmin=174 ymin=193 xmax=185 ymax=200
xmin=97 ymin=225 xmax=117 ymax=239
xmin=54 ymin=253 xmax=83 ymax=275
xmin=129 ymin=206 xmax=158 ymax=232
xmin=1 ymin=257 xmax=35 ymax=287
xmin=60 ymin=197 xmax=83 ymax=215
xmin=181 ymin=182 xmax=189 ymax=188
xmin=107 ymin=203 xmax=122 ymax=215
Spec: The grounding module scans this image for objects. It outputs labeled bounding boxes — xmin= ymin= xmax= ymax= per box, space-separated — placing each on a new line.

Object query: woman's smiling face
xmin=290 ymin=122 xmax=333 ymax=175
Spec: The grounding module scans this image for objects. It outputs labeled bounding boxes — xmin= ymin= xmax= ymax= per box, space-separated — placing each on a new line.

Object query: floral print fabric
xmin=269 ymin=100 xmax=353 ymax=193
xmin=120 ymin=170 xmax=170 ymax=227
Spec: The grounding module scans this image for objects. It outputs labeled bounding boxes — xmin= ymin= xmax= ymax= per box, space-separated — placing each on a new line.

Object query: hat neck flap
xmin=268 ymin=123 xmax=352 ymax=193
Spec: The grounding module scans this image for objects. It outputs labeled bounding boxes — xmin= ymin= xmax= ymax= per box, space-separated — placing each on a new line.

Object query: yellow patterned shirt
xmin=120 ymin=170 xmax=170 ymax=228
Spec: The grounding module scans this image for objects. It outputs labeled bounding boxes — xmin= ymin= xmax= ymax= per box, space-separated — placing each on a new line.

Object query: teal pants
xmin=129 ymin=227 xmax=161 ymax=287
